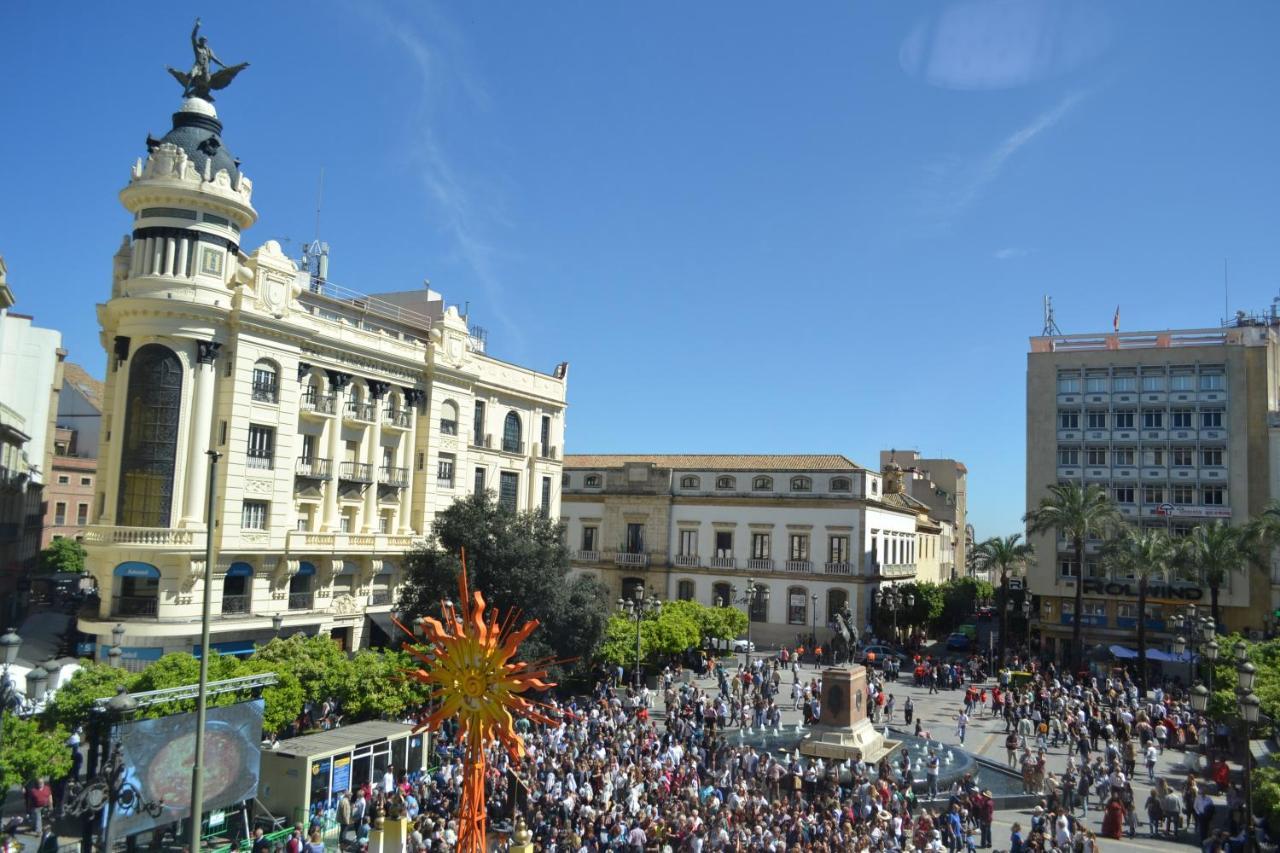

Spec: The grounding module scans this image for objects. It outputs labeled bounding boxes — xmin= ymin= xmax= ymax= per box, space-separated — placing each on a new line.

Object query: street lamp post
xmin=810 ymin=593 xmax=817 ymax=662
xmin=616 ymin=584 xmax=661 ymax=690
xmin=722 ymin=581 xmax=769 ymax=672
xmin=1190 ymin=682 xmax=1209 ymax=766
xmin=189 ymin=449 xmax=222 ymax=853
xmin=108 ymin=623 xmax=125 ymax=669
xmin=0 ymin=627 xmax=22 ymax=756
xmin=873 ymin=586 xmax=913 ymax=646
xmin=1236 ymin=646 xmax=1259 ymax=853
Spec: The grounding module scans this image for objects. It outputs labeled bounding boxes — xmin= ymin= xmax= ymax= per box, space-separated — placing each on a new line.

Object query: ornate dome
xmin=147 ymin=98 xmax=240 ymax=182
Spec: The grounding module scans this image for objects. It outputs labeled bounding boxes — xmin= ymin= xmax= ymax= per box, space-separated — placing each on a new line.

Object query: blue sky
xmin=3 ymin=2 xmax=1280 ymax=539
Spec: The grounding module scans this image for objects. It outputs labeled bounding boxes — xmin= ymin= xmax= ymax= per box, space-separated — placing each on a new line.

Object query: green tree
xmin=901 ymin=581 xmax=945 ymax=635
xmin=973 ymin=534 xmax=1034 ymax=665
xmin=1024 ymin=482 xmax=1120 ymax=667
xmin=1176 ymin=521 xmax=1252 ymax=630
xmin=343 ymin=649 xmax=433 ymax=721
xmin=397 ymin=492 xmax=610 ymax=673
xmin=0 ymin=715 xmax=72 ymax=789
xmin=1102 ymin=525 xmax=1174 ymax=696
xmin=41 ymin=662 xmax=134 ymax=732
xmin=595 ymin=604 xmax=700 ymax=671
xmin=37 ymin=537 xmax=87 ymax=575
xmin=237 ymin=657 xmax=305 ymax=734
xmin=251 ymin=634 xmax=356 ymax=708
xmin=938 ymin=577 xmax=994 ymax=631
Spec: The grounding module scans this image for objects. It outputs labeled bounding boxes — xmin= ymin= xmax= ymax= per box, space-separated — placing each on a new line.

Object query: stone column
xmin=364 ymin=382 xmax=389 ymax=532
xmin=182 ymin=341 xmax=221 ymax=525
xmin=177 ymin=237 xmax=191 ymax=278
xmin=323 ymin=371 xmax=351 ymax=531
xmin=399 ymin=390 xmax=419 ymax=533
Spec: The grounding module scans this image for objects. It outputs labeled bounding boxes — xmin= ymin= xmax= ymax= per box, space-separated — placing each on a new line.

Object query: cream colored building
xmin=1026 ymin=321 xmax=1279 ymax=661
xmin=561 ymin=455 xmax=932 ymax=647
xmin=79 ymin=90 xmax=566 ymax=665
xmin=878 ymin=450 xmax=968 ymax=580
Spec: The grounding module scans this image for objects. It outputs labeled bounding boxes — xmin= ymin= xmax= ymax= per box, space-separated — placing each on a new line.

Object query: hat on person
xmin=1032 ymin=806 xmax=1044 ymax=815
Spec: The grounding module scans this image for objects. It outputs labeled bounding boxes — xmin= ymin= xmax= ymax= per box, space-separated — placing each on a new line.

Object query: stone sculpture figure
xmin=167 ymin=18 xmax=249 ymax=101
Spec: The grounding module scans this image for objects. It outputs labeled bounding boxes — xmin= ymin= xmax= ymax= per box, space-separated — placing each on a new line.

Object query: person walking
xmin=926 ymin=750 xmax=940 ymax=799
xmin=904 ymin=697 xmax=914 ymax=725
xmin=337 ymin=790 xmax=353 ymax=840
xmin=1144 ymin=742 xmax=1158 ymax=784
xmin=24 ymin=778 xmax=52 ymax=837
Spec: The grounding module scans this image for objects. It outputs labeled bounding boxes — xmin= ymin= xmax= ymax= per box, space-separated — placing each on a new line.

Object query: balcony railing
xmin=747 ymin=558 xmax=774 ymax=571
xmin=384 ymin=409 xmax=412 ymax=428
xmin=436 ymin=477 xmax=454 ymax=489
xmin=285 ymin=531 xmax=419 ymax=552
xmin=369 ymin=590 xmax=392 ymax=606
xmin=344 ymin=402 xmax=375 ymax=422
xmin=288 ymin=592 xmax=314 ymax=611
xmin=784 ymin=559 xmax=813 ymax=573
xmin=473 ymin=433 xmax=491 ymax=448
xmin=538 ymin=445 xmax=558 ymax=460
xmin=114 ymin=596 xmax=159 ymax=617
xmin=573 ymin=550 xmax=600 ymax=563
xmin=673 ymin=554 xmax=700 ymax=568
xmin=502 ymin=440 xmax=525 ymax=455
xmin=84 ymin=526 xmax=198 ymax=547
xmin=710 ymin=556 xmax=736 ymax=569
xmin=300 ymin=389 xmax=336 ymax=415
xmin=614 ymin=552 xmax=649 ymax=568
xmin=339 ymin=462 xmax=374 ymax=483
xmin=440 ymin=419 xmax=458 ymax=436
xmin=296 ymin=457 xmax=332 ymax=479
xmin=221 ymin=594 xmax=250 ymax=615
xmin=380 ymin=466 xmax=409 ymax=487
xmin=877 ymin=562 xmax=915 ymax=578
xmin=824 ymin=562 xmax=853 ymax=575
xmin=251 ymin=381 xmax=278 ymax=404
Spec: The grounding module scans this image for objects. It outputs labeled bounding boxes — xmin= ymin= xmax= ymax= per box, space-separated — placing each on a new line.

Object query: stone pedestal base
xmin=799 ymin=718 xmax=899 ymax=763
xmin=368 ymin=817 xmax=407 ymax=852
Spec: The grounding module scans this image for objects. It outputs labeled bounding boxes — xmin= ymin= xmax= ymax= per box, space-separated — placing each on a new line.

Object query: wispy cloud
xmin=914 ymin=91 xmax=1085 ymax=228
xmin=357 ymin=3 xmax=525 ymax=353
xmin=993 ymin=247 xmax=1035 ymax=261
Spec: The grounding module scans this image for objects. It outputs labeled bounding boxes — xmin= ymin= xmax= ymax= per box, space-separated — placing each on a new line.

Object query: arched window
xmin=251 ymin=359 xmax=278 ymax=403
xmin=584 ymin=474 xmax=602 ymax=488
xmin=117 ymin=344 xmax=183 ymax=527
xmin=791 ymin=476 xmax=812 ymax=492
xmin=677 ymin=580 xmax=695 ymax=601
xmin=503 ymin=411 xmax=523 ymax=453
xmin=831 ymin=477 xmax=852 ymax=492
xmin=620 ymin=576 xmax=646 ymax=602
xmin=712 ymin=582 xmax=733 ymax=607
xmin=679 ymin=475 xmax=700 ymax=490
xmin=440 ymin=400 xmax=459 ymax=436
xmin=871 ymin=480 xmax=879 ymax=495
xmin=827 ymin=589 xmax=848 ymax=623
xmin=787 ymin=586 xmax=808 ymax=625
xmin=752 ymin=476 xmax=773 ymax=491
xmin=716 ymin=476 xmax=735 ymax=490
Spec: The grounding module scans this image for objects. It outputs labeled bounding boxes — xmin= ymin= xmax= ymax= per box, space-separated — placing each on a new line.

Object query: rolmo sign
xmin=1080 ymin=578 xmax=1203 ymax=600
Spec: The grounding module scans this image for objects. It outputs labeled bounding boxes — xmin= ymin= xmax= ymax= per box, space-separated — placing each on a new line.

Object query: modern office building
xmin=561 ymin=454 xmax=934 ymax=647
xmin=1026 ymin=320 xmax=1279 ymax=660
xmin=79 ymin=79 xmax=566 ymax=665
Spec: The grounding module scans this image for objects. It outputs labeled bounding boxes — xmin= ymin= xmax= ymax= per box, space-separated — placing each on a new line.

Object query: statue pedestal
xmin=799 ymin=666 xmax=899 ymax=763
xmin=368 ymin=817 xmax=408 ymax=852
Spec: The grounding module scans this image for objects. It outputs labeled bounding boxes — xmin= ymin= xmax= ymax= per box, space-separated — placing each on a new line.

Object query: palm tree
xmin=973 ymin=534 xmax=1034 ymax=667
xmin=1177 ymin=521 xmax=1250 ymax=630
xmin=1102 ymin=525 xmax=1173 ymax=696
xmin=1024 ymin=482 xmax=1120 ymax=669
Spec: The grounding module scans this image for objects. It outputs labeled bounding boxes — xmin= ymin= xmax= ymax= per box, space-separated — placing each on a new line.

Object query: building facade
xmin=42 ymin=363 xmax=105 ymax=546
xmin=561 ymin=455 xmax=928 ymax=647
xmin=0 ymin=256 xmax=65 ymax=619
xmin=1026 ymin=322 xmax=1279 ymax=661
xmin=80 ymin=86 xmax=566 ymax=666
xmin=878 ymin=450 xmax=968 ymax=580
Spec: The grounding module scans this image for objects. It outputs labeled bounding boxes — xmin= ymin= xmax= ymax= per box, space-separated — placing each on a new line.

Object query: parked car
xmin=856 ymin=644 xmax=906 ymax=668
xmin=732 ymin=638 xmax=756 ymax=653
xmin=705 ymin=637 xmax=755 ymax=653
xmin=945 ymin=632 xmax=972 ymax=651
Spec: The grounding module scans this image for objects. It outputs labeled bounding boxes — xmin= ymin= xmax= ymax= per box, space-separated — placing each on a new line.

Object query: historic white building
xmin=80 ymin=89 xmax=566 ymax=665
xmin=561 ymin=455 xmax=929 ymax=647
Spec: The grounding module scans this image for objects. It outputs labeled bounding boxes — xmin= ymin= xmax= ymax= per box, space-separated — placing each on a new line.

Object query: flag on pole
xmin=1113 ymin=305 xmax=1120 ymax=333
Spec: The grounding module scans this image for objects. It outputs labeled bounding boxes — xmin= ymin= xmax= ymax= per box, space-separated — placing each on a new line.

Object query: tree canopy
xmin=37 ymin=537 xmax=86 ymax=575
xmin=397 ymin=491 xmax=611 ymax=673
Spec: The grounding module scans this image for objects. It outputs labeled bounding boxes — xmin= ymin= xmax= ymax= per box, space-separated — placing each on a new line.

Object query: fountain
xmin=798 ymin=666 xmax=899 ymax=763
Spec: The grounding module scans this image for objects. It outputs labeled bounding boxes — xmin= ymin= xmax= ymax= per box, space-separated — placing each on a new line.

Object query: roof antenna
xmin=1042 ymin=295 xmax=1062 ymax=336
xmin=1224 ymin=258 xmax=1229 ymax=325
xmin=301 ymin=168 xmax=329 ymax=290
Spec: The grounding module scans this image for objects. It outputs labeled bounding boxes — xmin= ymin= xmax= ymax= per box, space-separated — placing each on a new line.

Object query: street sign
xmin=1008 ymin=578 xmax=1024 ymax=590
xmin=1155 ymin=503 xmax=1175 ymax=517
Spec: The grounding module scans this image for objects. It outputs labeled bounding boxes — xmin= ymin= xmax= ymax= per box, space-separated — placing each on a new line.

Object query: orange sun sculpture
xmin=399 ymin=549 xmax=557 ymax=853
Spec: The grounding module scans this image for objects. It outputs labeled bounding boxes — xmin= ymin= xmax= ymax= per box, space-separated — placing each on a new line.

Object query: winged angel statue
xmin=166 ymin=18 xmax=249 ymax=101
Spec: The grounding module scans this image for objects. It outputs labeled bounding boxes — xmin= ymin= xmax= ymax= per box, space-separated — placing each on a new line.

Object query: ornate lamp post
xmin=1236 ymin=649 xmax=1259 ymax=853
xmin=720 ymin=581 xmax=769 ymax=671
xmin=0 ymin=627 xmax=22 ymax=754
xmin=873 ymin=586 xmax=913 ymax=645
xmin=271 ymin=613 xmax=284 ymax=634
xmin=810 ymin=593 xmax=818 ymax=658
xmin=616 ymin=584 xmax=661 ymax=689
xmin=108 ymin=623 xmax=125 ymax=669
xmin=1190 ymin=682 xmax=1209 ymax=764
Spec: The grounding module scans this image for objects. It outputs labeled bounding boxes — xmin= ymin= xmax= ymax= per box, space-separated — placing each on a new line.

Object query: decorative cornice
xmin=325 ymin=369 xmax=352 ymax=390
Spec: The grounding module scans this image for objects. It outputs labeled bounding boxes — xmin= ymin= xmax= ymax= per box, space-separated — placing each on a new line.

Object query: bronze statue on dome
xmin=166 ymin=18 xmax=249 ymax=101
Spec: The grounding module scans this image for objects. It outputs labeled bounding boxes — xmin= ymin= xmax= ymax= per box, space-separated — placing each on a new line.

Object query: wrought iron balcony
xmin=501 ymin=439 xmax=525 ymax=455
xmin=295 ymin=457 xmax=332 ymax=479
xmin=339 ymin=462 xmax=374 ymax=483
xmin=380 ymin=466 xmax=409 ymax=487
xmin=369 ymin=590 xmax=392 ymax=606
xmin=384 ymin=409 xmax=412 ymax=428
xmin=113 ymin=596 xmax=159 ymax=617
xmin=288 ymin=592 xmax=314 ymax=611
xmin=344 ymin=401 xmax=375 ymax=422
xmin=251 ymin=380 xmax=278 ymax=404
xmin=300 ymin=388 xmax=336 ymax=414
xmin=221 ymin=594 xmax=250 ymax=615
